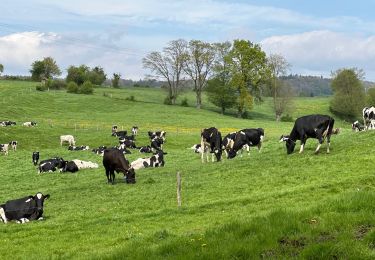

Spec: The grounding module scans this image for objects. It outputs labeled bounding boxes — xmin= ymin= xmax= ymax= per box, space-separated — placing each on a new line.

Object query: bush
xmin=67 ymin=82 xmax=79 ymax=93
xmin=180 ymin=97 xmax=189 ymax=107
xmin=125 ymin=95 xmax=135 ymax=101
xmin=46 ymin=79 xmax=67 ymax=90
xmin=36 ymin=84 xmax=47 ymax=91
xmin=164 ymin=97 xmax=172 ymax=105
xmin=280 ymin=114 xmax=294 ymax=122
xmin=78 ymin=81 xmax=94 ymax=94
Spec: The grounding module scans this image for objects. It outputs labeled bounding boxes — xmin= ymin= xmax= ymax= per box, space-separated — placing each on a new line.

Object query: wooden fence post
xmin=177 ymin=172 xmax=182 ymax=207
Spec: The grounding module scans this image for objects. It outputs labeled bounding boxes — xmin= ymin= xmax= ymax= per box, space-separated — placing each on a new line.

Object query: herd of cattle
xmin=1 ymin=106 xmax=374 ymax=224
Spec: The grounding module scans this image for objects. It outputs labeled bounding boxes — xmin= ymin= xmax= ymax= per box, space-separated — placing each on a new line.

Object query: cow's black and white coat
xmin=23 ymin=121 xmax=37 ymax=127
xmin=131 ymin=126 xmax=139 ymax=136
xmin=0 ymin=144 xmax=9 ymax=155
xmin=0 ymin=192 xmax=49 ymax=224
xmin=227 ymin=128 xmax=264 ymax=159
xmin=200 ymin=127 xmax=222 ymax=162
xmin=68 ymin=145 xmax=90 ymax=151
xmin=112 ymin=130 xmax=127 ymax=137
xmin=363 ymin=107 xmax=375 ymax=130
xmin=150 ymin=136 xmax=164 ymax=153
xmin=280 ymin=114 xmax=335 ymax=154
xmin=139 ymin=145 xmax=152 ymax=153
xmin=352 ymin=121 xmax=365 ymax=132
xmin=0 ymin=121 xmax=16 ymax=127
xmin=190 ymin=144 xmax=202 ymax=153
xmin=32 ymin=152 xmax=40 ymax=165
xmin=9 ymin=141 xmax=17 ymax=151
xmin=38 ymin=157 xmax=66 ymax=173
xmin=130 ymin=151 xmax=165 ymax=170
xmin=92 ymin=146 xmax=107 ymax=156
xmin=63 ymin=160 xmax=99 ymax=173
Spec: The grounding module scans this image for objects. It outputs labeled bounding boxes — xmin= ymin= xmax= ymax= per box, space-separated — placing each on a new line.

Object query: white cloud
xmin=261 ymin=30 xmax=375 ymax=80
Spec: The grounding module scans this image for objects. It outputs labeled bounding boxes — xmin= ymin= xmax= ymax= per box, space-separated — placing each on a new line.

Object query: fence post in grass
xmin=177 ymin=172 xmax=182 ymax=207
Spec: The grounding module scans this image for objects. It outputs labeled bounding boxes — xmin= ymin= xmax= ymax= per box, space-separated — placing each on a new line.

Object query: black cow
xmin=112 ymin=130 xmax=127 ymax=137
xmin=32 ymin=152 xmax=40 ymax=166
xmin=200 ymin=127 xmax=222 ymax=162
xmin=280 ymin=114 xmax=335 ymax=154
xmin=62 ymin=161 xmax=79 ymax=173
xmin=102 ymin=148 xmax=135 ymax=184
xmin=38 ymin=157 xmax=66 ymax=173
xmin=0 ymin=192 xmax=50 ymax=224
xmin=363 ymin=107 xmax=375 ymax=130
xmin=139 ymin=145 xmax=152 ymax=153
xmin=227 ymin=128 xmax=264 ymax=159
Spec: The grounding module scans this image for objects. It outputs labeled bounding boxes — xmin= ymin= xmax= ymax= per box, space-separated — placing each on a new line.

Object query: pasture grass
xmin=0 ymin=80 xmax=374 ymax=259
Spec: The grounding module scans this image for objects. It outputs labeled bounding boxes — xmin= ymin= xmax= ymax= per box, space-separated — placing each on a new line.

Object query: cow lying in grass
xmin=0 ymin=144 xmax=9 ymax=155
xmin=63 ymin=160 xmax=99 ymax=173
xmin=68 ymin=145 xmax=90 ymax=151
xmin=130 ymin=151 xmax=165 ymax=170
xmin=38 ymin=157 xmax=66 ymax=173
xmin=0 ymin=192 xmax=50 ymax=224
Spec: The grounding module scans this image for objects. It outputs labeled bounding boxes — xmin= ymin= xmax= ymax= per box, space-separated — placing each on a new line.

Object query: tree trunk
xmin=221 ymin=107 xmax=225 ymax=115
xmin=196 ymin=90 xmax=202 ymax=109
xmin=276 ymin=114 xmax=281 ymax=122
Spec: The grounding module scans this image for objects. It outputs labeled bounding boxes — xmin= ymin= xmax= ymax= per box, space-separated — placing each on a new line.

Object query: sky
xmin=1 ymin=0 xmax=375 ymax=80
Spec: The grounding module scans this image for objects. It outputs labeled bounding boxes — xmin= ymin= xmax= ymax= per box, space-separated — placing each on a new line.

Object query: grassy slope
xmin=0 ymin=80 xmax=374 ymax=259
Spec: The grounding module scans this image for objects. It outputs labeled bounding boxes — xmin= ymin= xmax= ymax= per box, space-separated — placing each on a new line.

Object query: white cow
xmin=60 ymin=135 xmax=75 ymax=146
xmin=23 ymin=121 xmax=37 ymax=127
xmin=72 ymin=159 xmax=98 ymax=169
xmin=0 ymin=144 xmax=9 ymax=155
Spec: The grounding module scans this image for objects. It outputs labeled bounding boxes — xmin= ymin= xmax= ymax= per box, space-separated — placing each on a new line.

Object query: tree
xmin=272 ymin=79 xmax=294 ymax=121
xmin=88 ymin=66 xmax=106 ymax=85
xmin=226 ymin=40 xmax=269 ymax=117
xmin=184 ymin=40 xmax=215 ymax=109
xmin=30 ymin=57 xmax=61 ymax=81
xmin=143 ymin=39 xmax=188 ymax=105
xmin=330 ymin=68 xmax=366 ymax=120
xmin=0 ymin=64 xmax=4 ymax=76
xmin=66 ymin=65 xmax=89 ymax=85
xmin=206 ymin=76 xmax=236 ymax=114
xmin=267 ymin=54 xmax=291 ymax=121
xmin=112 ymin=73 xmax=121 ymax=88
xmin=366 ymin=87 xmax=375 ymax=105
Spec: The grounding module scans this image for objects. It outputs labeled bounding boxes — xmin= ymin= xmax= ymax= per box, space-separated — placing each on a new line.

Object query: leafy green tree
xmin=88 ymin=66 xmax=106 ymax=85
xmin=330 ymin=68 xmax=366 ymax=120
xmin=183 ymin=40 xmax=215 ymax=109
xmin=30 ymin=57 xmax=61 ymax=81
xmin=67 ymin=81 xmax=79 ymax=93
xmin=206 ymin=76 xmax=236 ymax=114
xmin=0 ymin=63 xmax=4 ymax=76
xmin=367 ymin=87 xmax=375 ymax=105
xmin=226 ymin=40 xmax=269 ymax=117
xmin=112 ymin=73 xmax=121 ymax=88
xmin=66 ymin=65 xmax=89 ymax=85
xmin=78 ymin=81 xmax=94 ymax=94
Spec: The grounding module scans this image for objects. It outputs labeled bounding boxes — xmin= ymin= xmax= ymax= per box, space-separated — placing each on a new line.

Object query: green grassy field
xmin=1 ymin=80 xmax=374 ymax=259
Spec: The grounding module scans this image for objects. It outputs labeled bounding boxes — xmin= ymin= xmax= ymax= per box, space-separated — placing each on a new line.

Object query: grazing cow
xmin=60 ymin=135 xmax=75 ymax=146
xmin=352 ymin=121 xmax=365 ymax=132
xmin=227 ymin=128 xmax=264 ymax=159
xmin=150 ymin=136 xmax=164 ymax=153
xmin=112 ymin=130 xmax=127 ymax=137
xmin=0 ymin=192 xmax=50 ymax=224
xmin=38 ymin=157 xmax=66 ymax=173
xmin=363 ymin=107 xmax=375 ymax=130
xmin=200 ymin=127 xmax=222 ymax=162
xmin=139 ymin=145 xmax=153 ymax=153
xmin=32 ymin=152 xmax=40 ymax=165
xmin=9 ymin=141 xmax=18 ymax=151
xmin=68 ymin=145 xmax=90 ymax=151
xmin=23 ymin=121 xmax=37 ymax=127
xmin=280 ymin=114 xmax=335 ymax=154
xmin=102 ymin=148 xmax=135 ymax=184
xmin=92 ymin=146 xmax=107 ymax=156
xmin=148 ymin=131 xmax=166 ymax=141
xmin=189 ymin=144 xmax=202 ymax=153
xmin=222 ymin=132 xmax=237 ymax=157
xmin=130 ymin=151 xmax=165 ymax=170
xmin=112 ymin=125 xmax=118 ymax=135
xmin=0 ymin=144 xmax=9 ymax=156
xmin=63 ymin=160 xmax=98 ymax=172
xmin=131 ymin=126 xmax=139 ymax=136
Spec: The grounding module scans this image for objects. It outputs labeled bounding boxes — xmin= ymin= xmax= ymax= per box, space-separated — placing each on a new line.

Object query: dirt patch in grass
xmin=278 ymin=236 xmax=306 ymax=248
xmin=354 ymin=225 xmax=373 ymax=240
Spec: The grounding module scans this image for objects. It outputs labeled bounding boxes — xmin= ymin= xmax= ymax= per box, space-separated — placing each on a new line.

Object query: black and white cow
xmin=102 ymin=148 xmax=135 ymax=184
xmin=63 ymin=160 xmax=99 ymax=173
xmin=0 ymin=144 xmax=9 ymax=155
xmin=119 ymin=137 xmax=137 ymax=148
xmin=280 ymin=114 xmax=335 ymax=154
xmin=227 ymin=128 xmax=264 ymax=159
xmin=0 ymin=192 xmax=49 ymax=224
xmin=112 ymin=125 xmax=118 ymax=135
xmin=68 ymin=145 xmax=90 ymax=151
xmin=92 ymin=146 xmax=107 ymax=156
xmin=9 ymin=141 xmax=17 ymax=151
xmin=38 ymin=157 xmax=66 ymax=173
xmin=139 ymin=145 xmax=153 ymax=153
xmin=131 ymin=126 xmax=139 ymax=136
xmin=222 ymin=132 xmax=237 ymax=157
xmin=130 ymin=151 xmax=165 ymax=170
xmin=0 ymin=121 xmax=16 ymax=127
xmin=189 ymin=144 xmax=202 ymax=153
xmin=150 ymin=136 xmax=165 ymax=153
xmin=148 ymin=131 xmax=166 ymax=141
xmin=363 ymin=107 xmax=375 ymax=130
xmin=32 ymin=152 xmax=40 ymax=165
xmin=352 ymin=121 xmax=365 ymax=132
xmin=200 ymin=127 xmax=222 ymax=162
xmin=23 ymin=121 xmax=37 ymax=127
xmin=112 ymin=130 xmax=127 ymax=137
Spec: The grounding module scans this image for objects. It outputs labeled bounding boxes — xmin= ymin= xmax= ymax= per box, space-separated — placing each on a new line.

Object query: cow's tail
xmin=325 ymin=117 xmax=335 ymax=137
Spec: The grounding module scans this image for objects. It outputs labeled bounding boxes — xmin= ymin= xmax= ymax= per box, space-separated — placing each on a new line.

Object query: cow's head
xmin=279 ymin=135 xmax=295 ymax=154
xmin=227 ymin=149 xmax=236 ymax=159
xmin=125 ymin=168 xmax=136 ymax=184
xmin=214 ymin=148 xmax=222 ymax=162
xmin=34 ymin=192 xmax=50 ymax=212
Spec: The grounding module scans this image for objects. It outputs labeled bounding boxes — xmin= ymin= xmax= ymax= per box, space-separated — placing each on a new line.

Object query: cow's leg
xmin=17 ymin=218 xmax=30 ymax=224
xmin=299 ymin=140 xmax=306 ymax=154
xmin=315 ymin=135 xmax=324 ymax=154
xmin=110 ymin=170 xmax=115 ymax=185
xmin=105 ymin=169 xmax=111 ymax=184
xmin=0 ymin=207 xmax=7 ymax=224
xmin=326 ymin=134 xmax=331 ymax=153
xmin=211 ymin=152 xmax=215 ymax=162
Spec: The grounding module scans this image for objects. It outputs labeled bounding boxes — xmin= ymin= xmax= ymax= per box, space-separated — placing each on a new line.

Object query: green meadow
xmin=0 ymin=80 xmax=375 ymax=259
